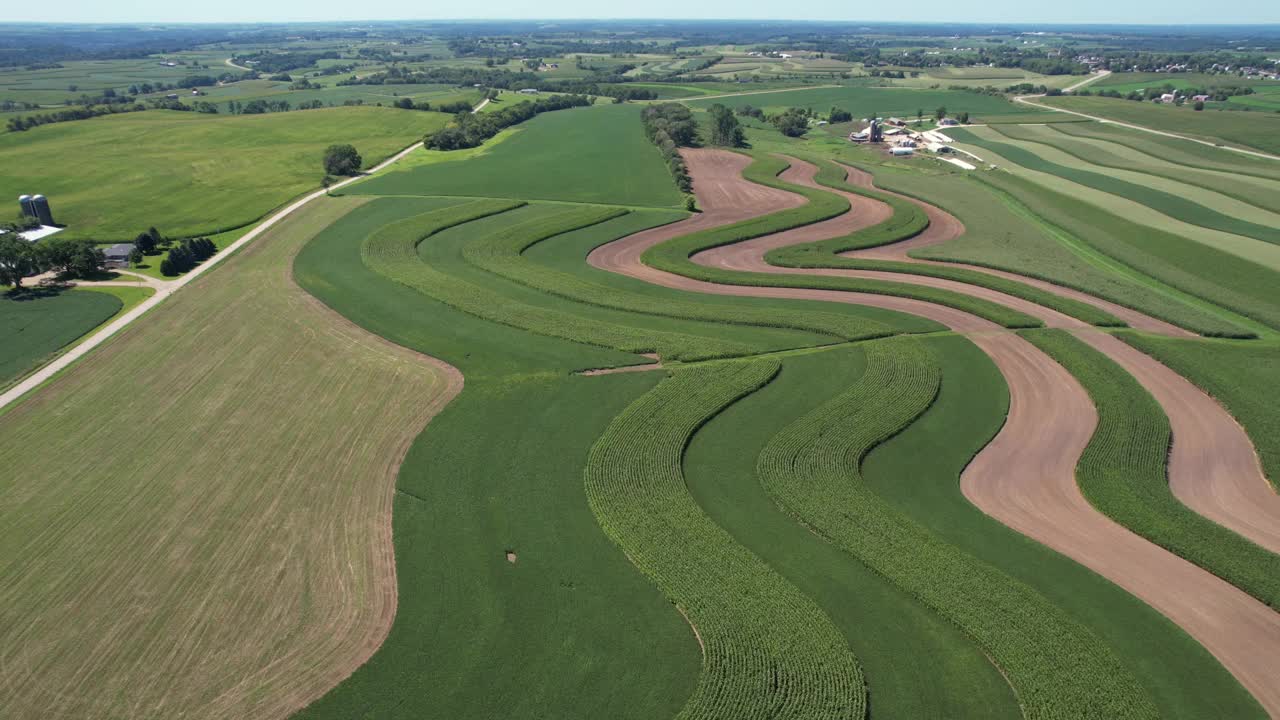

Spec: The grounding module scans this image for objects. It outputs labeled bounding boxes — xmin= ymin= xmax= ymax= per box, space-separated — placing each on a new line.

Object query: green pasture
xmin=0 ymin=287 xmax=121 ymax=387
xmin=348 ymin=104 xmax=684 ymax=208
xmin=1037 ymin=95 xmax=1280 ymax=155
xmin=0 ymin=58 xmax=212 ymax=105
xmin=0 ymin=106 xmax=449 ymax=240
xmin=686 ymin=85 xmax=1044 ymax=119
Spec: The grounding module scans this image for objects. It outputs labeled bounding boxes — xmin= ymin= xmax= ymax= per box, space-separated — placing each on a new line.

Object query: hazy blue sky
xmin=13 ymin=0 xmax=1280 ymax=25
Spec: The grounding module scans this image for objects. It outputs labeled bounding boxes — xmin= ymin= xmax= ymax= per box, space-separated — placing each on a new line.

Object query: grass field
xmin=348 ymin=104 xmax=685 ymax=208
xmin=0 ymin=287 xmax=121 ymax=387
xmin=960 ymin=126 xmax=1280 ymax=247
xmin=1037 ymin=95 xmax=1280 ymax=156
xmin=0 ymin=195 xmax=462 ymax=719
xmin=686 ymin=85 xmax=1045 ymax=119
xmin=973 ymin=169 xmax=1280 ymax=333
xmin=996 ymin=123 xmax=1280 ymax=214
xmin=952 ymin=132 xmax=1280 ymax=274
xmin=0 ymin=106 xmax=451 ymax=240
xmin=856 ymin=164 xmax=1248 ymax=336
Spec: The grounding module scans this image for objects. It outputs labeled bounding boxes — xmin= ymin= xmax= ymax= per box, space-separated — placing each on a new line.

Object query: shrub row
xmin=361 ymin=201 xmax=755 ymax=362
xmin=757 ymin=337 xmax=1159 ymax=719
xmin=460 ymin=209 xmax=903 ymax=344
xmin=584 ymin=359 xmax=866 ymax=719
xmin=764 ymin=158 xmax=1127 ymax=327
xmin=641 ymin=154 xmax=1044 ymax=329
xmin=1025 ymin=329 xmax=1280 ymax=609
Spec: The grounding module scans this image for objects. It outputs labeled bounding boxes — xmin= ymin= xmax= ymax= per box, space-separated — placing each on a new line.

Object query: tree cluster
xmin=828 ymin=107 xmax=853 ymax=123
xmin=0 ymin=236 xmax=106 ymax=287
xmin=425 ymin=93 xmax=592 ymax=150
xmin=707 ymin=103 xmax=745 ymax=147
xmin=159 ymin=237 xmax=216 ymax=276
xmin=770 ymin=107 xmax=811 ymax=137
xmin=641 ymin=103 xmax=699 ymax=193
xmin=231 ymin=51 xmax=341 ymax=74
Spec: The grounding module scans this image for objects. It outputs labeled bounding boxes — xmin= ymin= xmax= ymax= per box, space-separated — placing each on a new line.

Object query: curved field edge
xmin=683 ymin=344 xmax=1021 ymax=719
xmin=757 ymin=337 xmax=1159 ymax=719
xmin=584 ymin=359 xmax=867 ymax=720
xmin=0 ymin=195 xmax=452 ymax=720
xmin=641 ymin=153 xmax=1045 ymax=329
xmin=1023 ymin=329 xmax=1280 ymax=609
xmin=292 ymin=198 xmax=712 ymax=719
xmin=766 ymin=157 xmax=1127 ymax=328
xmin=1118 ymin=333 xmax=1280 ymax=490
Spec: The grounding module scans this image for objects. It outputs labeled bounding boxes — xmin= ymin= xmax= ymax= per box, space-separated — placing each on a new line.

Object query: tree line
xmin=425 ymin=93 xmax=593 ymax=150
xmin=641 ymin=103 xmax=698 ymax=193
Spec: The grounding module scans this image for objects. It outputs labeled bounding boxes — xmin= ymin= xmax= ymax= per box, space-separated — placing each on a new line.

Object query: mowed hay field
xmin=0 ymin=106 xmax=452 ymax=240
xmin=0 ymin=195 xmax=459 ymax=720
xmin=1038 ymin=95 xmax=1280 ymax=156
xmin=349 ymin=104 xmax=685 ymax=208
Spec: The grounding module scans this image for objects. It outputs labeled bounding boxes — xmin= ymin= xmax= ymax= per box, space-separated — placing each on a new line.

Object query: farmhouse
xmin=518 ymin=88 xmax=540 ymax=94
xmin=103 ymin=243 xmax=135 ymax=268
xmin=937 ymin=117 xmax=959 ymax=127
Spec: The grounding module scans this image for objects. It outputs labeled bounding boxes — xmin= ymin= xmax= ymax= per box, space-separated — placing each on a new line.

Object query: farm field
xmin=8 ymin=20 xmax=1280 ymax=720
xmin=686 ymin=84 xmax=1044 ymax=119
xmin=348 ymin=104 xmax=685 ymax=208
xmin=0 ymin=195 xmax=462 ymax=719
xmin=1036 ymin=95 xmax=1280 ymax=155
xmin=0 ymin=287 xmax=121 ymax=387
xmin=0 ymin=106 xmax=451 ymax=240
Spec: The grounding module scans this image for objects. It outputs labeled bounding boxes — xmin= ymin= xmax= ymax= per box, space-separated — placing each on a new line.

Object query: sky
xmin=15 ymin=0 xmax=1280 ymax=25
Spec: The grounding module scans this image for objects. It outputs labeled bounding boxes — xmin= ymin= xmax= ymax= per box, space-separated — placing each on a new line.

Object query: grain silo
xmin=31 ymin=195 xmax=54 ymax=226
xmin=18 ymin=194 xmax=35 ymax=219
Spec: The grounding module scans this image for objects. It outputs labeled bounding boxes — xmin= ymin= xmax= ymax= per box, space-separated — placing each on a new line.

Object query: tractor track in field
xmin=589 ymin=147 xmax=1280 ymax=716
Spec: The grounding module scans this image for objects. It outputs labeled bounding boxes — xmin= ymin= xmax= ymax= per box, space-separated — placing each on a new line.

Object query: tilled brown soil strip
xmin=589 ymin=147 xmax=1280 ymax=716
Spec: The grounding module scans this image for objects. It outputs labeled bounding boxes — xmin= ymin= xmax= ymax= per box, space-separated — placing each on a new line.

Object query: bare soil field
xmin=0 ymin=196 xmax=461 ymax=720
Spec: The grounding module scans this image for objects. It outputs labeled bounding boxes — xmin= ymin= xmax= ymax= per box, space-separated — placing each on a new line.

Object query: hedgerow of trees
xmin=641 ymin=103 xmax=698 ymax=192
xmin=424 ymin=93 xmax=592 ymax=150
xmin=159 ymin=237 xmax=216 ymax=276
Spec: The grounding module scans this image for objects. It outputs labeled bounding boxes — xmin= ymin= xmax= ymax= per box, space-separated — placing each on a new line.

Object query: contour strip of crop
xmin=362 ymin=200 xmax=759 ymax=361
xmin=973 ymin=170 xmax=1280 ymax=334
xmin=641 ymin=154 xmax=1045 ymax=329
xmin=765 ymin=158 xmax=1127 ymax=327
xmin=905 ymin=172 xmax=1256 ymax=338
xmin=584 ymin=360 xmax=866 ymax=720
xmin=757 ymin=338 xmax=1159 ymax=720
xmin=1023 ymin=329 xmax=1280 ymax=609
xmin=961 ymin=128 xmax=1280 ymax=246
xmin=1001 ymin=124 xmax=1280 ymax=215
xmin=460 ymin=208 xmax=905 ymax=343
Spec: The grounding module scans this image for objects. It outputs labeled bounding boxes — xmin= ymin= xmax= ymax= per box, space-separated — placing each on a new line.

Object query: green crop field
xmin=1037 ymin=95 xmax=1280 ymax=155
xmin=0 ymin=106 xmax=450 ymax=240
xmin=348 ymin=104 xmax=685 ymax=208
xmin=686 ymin=85 xmax=1046 ymax=119
xmin=10 ymin=21 xmax=1280 ymax=720
xmin=0 ymin=287 xmax=121 ymax=387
